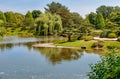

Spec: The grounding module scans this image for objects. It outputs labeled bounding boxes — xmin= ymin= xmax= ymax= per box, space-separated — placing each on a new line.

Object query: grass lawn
xmin=55 ymin=40 xmax=120 ymax=50
xmin=104 ymin=41 xmax=120 ymax=49
xmin=55 ymin=40 xmax=94 ymax=50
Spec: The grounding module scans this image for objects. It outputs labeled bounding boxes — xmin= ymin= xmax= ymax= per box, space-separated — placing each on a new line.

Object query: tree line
xmin=0 ymin=2 xmax=120 ymax=40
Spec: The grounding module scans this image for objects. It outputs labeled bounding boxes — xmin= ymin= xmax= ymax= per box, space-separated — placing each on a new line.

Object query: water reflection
xmin=0 ymin=38 xmax=83 ymax=65
xmin=0 ymin=37 xmax=102 ymax=65
xmin=0 ymin=36 xmax=101 ymax=79
xmin=33 ymin=47 xmax=83 ymax=65
xmin=0 ymin=39 xmax=103 ymax=66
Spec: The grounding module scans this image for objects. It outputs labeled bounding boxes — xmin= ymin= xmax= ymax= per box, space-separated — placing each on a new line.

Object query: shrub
xmin=117 ymin=37 xmax=120 ymax=42
xmin=107 ymin=46 xmax=116 ymax=49
xmin=108 ymin=33 xmax=117 ymax=38
xmin=82 ymin=36 xmax=94 ymax=41
xmin=91 ymin=41 xmax=98 ymax=48
xmin=88 ymin=49 xmax=120 ymax=79
xmin=100 ymin=30 xmax=112 ymax=38
xmin=91 ymin=40 xmax=104 ymax=48
xmin=98 ymin=40 xmax=104 ymax=48
xmin=91 ymin=30 xmax=103 ymax=37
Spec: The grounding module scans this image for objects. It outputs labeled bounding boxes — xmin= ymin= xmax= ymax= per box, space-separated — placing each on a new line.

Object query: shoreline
xmin=33 ymin=43 xmax=77 ymax=49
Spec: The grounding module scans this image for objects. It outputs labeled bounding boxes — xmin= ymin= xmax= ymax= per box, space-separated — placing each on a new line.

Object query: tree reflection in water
xmin=33 ymin=47 xmax=83 ymax=65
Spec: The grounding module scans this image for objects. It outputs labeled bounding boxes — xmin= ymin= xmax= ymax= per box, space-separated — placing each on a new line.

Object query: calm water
xmin=0 ymin=36 xmax=100 ymax=79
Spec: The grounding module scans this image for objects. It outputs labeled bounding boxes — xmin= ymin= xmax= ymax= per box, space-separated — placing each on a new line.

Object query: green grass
xmin=55 ymin=40 xmax=94 ymax=50
xmin=104 ymin=41 xmax=120 ymax=49
xmin=0 ymin=36 xmax=3 ymax=40
xmin=55 ymin=40 xmax=120 ymax=50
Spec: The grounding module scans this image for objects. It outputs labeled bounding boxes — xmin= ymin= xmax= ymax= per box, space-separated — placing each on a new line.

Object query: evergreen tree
xmin=45 ymin=2 xmax=72 ymax=28
xmin=87 ymin=12 xmax=97 ymax=27
xmin=95 ymin=13 xmax=105 ymax=29
xmin=96 ymin=5 xmax=114 ymax=19
xmin=32 ymin=10 xmax=42 ymax=19
xmin=24 ymin=11 xmax=34 ymax=29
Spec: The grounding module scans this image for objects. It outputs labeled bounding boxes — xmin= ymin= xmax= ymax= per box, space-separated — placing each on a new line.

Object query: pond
xmin=0 ymin=36 xmax=100 ymax=79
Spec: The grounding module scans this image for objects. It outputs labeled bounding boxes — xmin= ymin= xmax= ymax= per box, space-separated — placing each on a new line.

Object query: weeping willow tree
xmin=35 ymin=12 xmax=62 ymax=36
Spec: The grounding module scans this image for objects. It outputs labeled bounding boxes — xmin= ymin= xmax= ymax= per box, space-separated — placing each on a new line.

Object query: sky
xmin=0 ymin=0 xmax=120 ymax=17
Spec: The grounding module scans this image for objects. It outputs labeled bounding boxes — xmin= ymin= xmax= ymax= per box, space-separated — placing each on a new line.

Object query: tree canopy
xmin=35 ymin=12 xmax=62 ymax=36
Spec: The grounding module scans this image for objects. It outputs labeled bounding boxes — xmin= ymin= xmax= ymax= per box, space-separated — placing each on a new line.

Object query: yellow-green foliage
xmin=118 ymin=37 xmax=120 ymax=42
xmin=0 ymin=36 xmax=2 ymax=40
xmin=81 ymin=36 xmax=94 ymax=41
xmin=6 ymin=27 xmax=33 ymax=37
xmin=108 ymin=33 xmax=117 ymax=38
xmin=55 ymin=40 xmax=94 ymax=50
xmin=88 ymin=49 xmax=120 ymax=79
xmin=104 ymin=41 xmax=120 ymax=49
xmin=55 ymin=40 xmax=120 ymax=50
xmin=35 ymin=13 xmax=62 ymax=36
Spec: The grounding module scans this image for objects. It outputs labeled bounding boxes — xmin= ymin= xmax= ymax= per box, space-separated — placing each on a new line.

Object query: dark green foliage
xmin=71 ymin=12 xmax=83 ymax=28
xmin=24 ymin=11 xmax=34 ymax=29
xmin=114 ymin=6 xmax=120 ymax=12
xmin=117 ymin=37 xmax=120 ymax=42
xmin=45 ymin=2 xmax=73 ymax=28
xmin=109 ymin=12 xmax=120 ymax=25
xmin=96 ymin=5 xmax=114 ymax=19
xmin=32 ymin=10 xmax=42 ymax=19
xmin=95 ymin=13 xmax=105 ymax=29
xmin=88 ymin=49 xmax=120 ymax=79
xmin=107 ymin=46 xmax=116 ymax=49
xmin=87 ymin=12 xmax=97 ymax=26
xmin=100 ymin=30 xmax=112 ymax=38
xmin=115 ymin=28 xmax=120 ymax=37
xmin=105 ymin=20 xmax=118 ymax=30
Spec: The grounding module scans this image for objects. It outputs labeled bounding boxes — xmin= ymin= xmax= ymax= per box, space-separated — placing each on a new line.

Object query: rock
xmin=81 ymin=46 xmax=86 ymax=49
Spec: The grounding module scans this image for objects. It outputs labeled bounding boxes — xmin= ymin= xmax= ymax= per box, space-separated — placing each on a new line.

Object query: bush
xmin=91 ymin=40 xmax=104 ymax=48
xmin=117 ymin=37 xmax=120 ymax=42
xmin=100 ymin=30 xmax=112 ymax=38
xmin=82 ymin=36 xmax=94 ymax=41
xmin=88 ymin=49 xmax=120 ymax=79
xmin=91 ymin=30 xmax=102 ymax=37
xmin=107 ymin=46 xmax=116 ymax=49
xmin=108 ymin=33 xmax=117 ymax=38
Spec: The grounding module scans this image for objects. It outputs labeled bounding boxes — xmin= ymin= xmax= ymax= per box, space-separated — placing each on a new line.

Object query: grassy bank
xmin=55 ymin=40 xmax=120 ymax=50
xmin=0 ymin=36 xmax=3 ymax=40
xmin=55 ymin=40 xmax=94 ymax=50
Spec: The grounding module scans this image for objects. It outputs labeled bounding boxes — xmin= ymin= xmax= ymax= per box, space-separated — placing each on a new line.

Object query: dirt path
xmin=94 ymin=37 xmax=117 ymax=41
